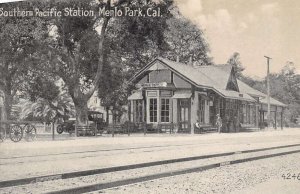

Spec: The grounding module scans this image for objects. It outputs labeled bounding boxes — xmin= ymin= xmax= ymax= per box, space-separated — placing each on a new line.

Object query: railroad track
xmin=1 ymin=143 xmax=300 ymax=194
xmin=0 ymin=140 xmax=262 ymax=166
xmin=1 ymin=137 xmax=297 ymax=165
xmin=2 ymin=135 xmax=297 ymax=161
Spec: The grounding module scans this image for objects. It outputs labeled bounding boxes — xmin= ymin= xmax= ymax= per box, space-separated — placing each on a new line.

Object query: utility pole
xmin=264 ymin=56 xmax=272 ymax=129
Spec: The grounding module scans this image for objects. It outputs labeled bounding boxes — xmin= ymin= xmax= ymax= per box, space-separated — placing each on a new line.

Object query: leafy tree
xmin=19 ymin=91 xmax=75 ymax=124
xmin=22 ymin=74 xmax=60 ymax=102
xmin=241 ymin=62 xmax=300 ymax=125
xmin=97 ymin=3 xmax=171 ymax=117
xmin=227 ymin=52 xmax=244 ymax=78
xmin=277 ymin=63 xmax=300 ymax=124
xmin=1 ymin=0 xmax=212 ymax=129
xmin=163 ymin=16 xmax=212 ymax=65
xmin=27 ymin=0 xmax=173 ymax=130
xmin=0 ymin=2 xmax=48 ymax=121
xmin=27 ymin=0 xmax=110 ymax=127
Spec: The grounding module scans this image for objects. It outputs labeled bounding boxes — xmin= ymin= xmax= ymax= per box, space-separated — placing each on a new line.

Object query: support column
xmin=256 ymin=105 xmax=259 ymax=128
xmin=274 ymin=106 xmax=277 ymax=129
xmin=172 ymin=99 xmax=177 ymax=127
xmin=128 ymin=101 xmax=131 ymax=122
xmin=280 ymin=111 xmax=283 ymax=130
xmin=259 ymin=104 xmax=263 ymax=129
xmin=190 ymin=92 xmax=198 ymax=134
xmin=235 ymin=101 xmax=239 ymax=133
xmin=130 ymin=101 xmax=134 ymax=123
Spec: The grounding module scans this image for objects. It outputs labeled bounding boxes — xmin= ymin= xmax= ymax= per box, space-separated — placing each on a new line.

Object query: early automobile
xmin=56 ymin=111 xmax=106 ymax=136
xmin=56 ymin=118 xmax=76 ymax=134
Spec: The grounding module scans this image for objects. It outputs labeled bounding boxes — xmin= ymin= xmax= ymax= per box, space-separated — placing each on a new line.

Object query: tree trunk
xmin=74 ymin=98 xmax=89 ymax=137
xmin=3 ymin=91 xmax=13 ymax=121
xmin=75 ymin=101 xmax=89 ymax=125
xmin=61 ymin=17 xmax=110 ymax=136
xmin=106 ymin=107 xmax=109 ymax=125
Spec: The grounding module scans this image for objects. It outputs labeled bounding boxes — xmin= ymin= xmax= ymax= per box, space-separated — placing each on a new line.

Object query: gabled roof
xmin=130 ymin=57 xmax=286 ymax=106
xmin=158 ymin=57 xmax=231 ymax=89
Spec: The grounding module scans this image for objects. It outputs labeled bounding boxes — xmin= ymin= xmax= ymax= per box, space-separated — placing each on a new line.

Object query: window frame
xmin=133 ymin=100 xmax=144 ymax=123
xmin=160 ymin=98 xmax=170 ymax=123
xmin=198 ymin=95 xmax=205 ymax=124
xmin=149 ymin=98 xmax=158 ymax=123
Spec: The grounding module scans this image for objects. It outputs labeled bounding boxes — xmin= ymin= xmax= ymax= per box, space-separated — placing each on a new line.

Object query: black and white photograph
xmin=0 ymin=0 xmax=300 ymax=193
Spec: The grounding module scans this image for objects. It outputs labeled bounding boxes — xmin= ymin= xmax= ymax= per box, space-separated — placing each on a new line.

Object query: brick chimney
xmin=176 ymin=56 xmax=180 ymax=63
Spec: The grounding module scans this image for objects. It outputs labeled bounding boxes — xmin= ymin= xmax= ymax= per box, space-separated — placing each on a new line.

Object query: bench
xmin=105 ymin=124 xmax=125 ymax=135
xmin=158 ymin=123 xmax=175 ymax=134
xmin=194 ymin=124 xmax=217 ymax=134
xmin=143 ymin=123 xmax=157 ymax=134
xmin=240 ymin=123 xmax=255 ymax=128
xmin=77 ymin=125 xmax=96 ymax=136
xmin=122 ymin=122 xmax=136 ymax=135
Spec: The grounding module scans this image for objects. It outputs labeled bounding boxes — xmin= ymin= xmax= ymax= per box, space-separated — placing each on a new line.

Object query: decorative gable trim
xmin=130 ymin=58 xmax=199 ymax=87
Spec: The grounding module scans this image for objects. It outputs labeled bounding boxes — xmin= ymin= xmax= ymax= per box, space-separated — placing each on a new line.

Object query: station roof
xmin=130 ymin=57 xmax=286 ymax=107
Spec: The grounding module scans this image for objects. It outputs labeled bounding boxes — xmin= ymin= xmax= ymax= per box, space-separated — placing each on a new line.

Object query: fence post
xmin=127 ymin=123 xmax=130 ymax=136
xmin=52 ymin=122 xmax=55 ymax=141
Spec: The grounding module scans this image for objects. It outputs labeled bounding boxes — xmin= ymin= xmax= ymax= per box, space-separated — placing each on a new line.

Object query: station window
xmin=198 ymin=95 xmax=205 ymax=124
xmin=247 ymin=105 xmax=251 ymax=124
xmin=149 ymin=98 xmax=157 ymax=122
xmin=161 ymin=98 xmax=170 ymax=123
xmin=134 ymin=100 xmax=143 ymax=123
xmin=252 ymin=106 xmax=256 ymax=124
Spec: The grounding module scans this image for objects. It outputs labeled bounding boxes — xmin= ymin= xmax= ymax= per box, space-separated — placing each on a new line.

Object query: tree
xmin=277 ymin=63 xmax=300 ymax=124
xmin=163 ymin=16 xmax=212 ymax=65
xmin=29 ymin=0 xmax=174 ymax=130
xmin=97 ymin=2 xmax=171 ymax=116
xmin=242 ymin=62 xmax=300 ymax=125
xmin=2 ymin=0 xmax=212 ymax=130
xmin=227 ymin=52 xmax=245 ymax=78
xmin=19 ymin=90 xmax=75 ymax=124
xmin=0 ymin=2 xmax=48 ymax=121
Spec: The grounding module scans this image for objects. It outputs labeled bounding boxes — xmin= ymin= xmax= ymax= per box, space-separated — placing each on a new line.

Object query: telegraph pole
xmin=264 ymin=56 xmax=272 ymax=129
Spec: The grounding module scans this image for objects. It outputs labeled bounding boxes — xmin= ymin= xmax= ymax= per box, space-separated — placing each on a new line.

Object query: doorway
xmin=178 ymin=99 xmax=191 ymax=133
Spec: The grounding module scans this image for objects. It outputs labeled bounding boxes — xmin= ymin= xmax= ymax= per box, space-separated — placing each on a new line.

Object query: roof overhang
xmin=128 ymin=91 xmax=143 ymax=100
xmin=215 ymin=88 xmax=256 ymax=102
xmin=172 ymin=91 xmax=192 ymax=99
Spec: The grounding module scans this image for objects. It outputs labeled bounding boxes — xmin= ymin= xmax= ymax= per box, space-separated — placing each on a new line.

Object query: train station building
xmin=127 ymin=57 xmax=286 ymax=133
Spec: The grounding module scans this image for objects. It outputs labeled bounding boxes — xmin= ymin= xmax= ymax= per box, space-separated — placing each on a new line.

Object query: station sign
xmin=136 ymin=82 xmax=167 ymax=88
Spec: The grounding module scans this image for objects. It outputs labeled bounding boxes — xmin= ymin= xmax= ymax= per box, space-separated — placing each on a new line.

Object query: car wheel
xmin=56 ymin=125 xmax=64 ymax=134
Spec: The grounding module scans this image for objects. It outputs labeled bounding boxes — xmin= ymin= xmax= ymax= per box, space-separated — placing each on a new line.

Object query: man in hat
xmin=216 ymin=114 xmax=222 ymax=133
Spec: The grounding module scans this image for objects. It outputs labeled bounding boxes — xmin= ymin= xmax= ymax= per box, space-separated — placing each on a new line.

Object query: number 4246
xmin=282 ymin=173 xmax=300 ymax=180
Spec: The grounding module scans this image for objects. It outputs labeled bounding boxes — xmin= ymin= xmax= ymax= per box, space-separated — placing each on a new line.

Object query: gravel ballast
xmin=1 ymin=146 xmax=300 ymax=193
xmin=100 ymin=153 xmax=300 ymax=194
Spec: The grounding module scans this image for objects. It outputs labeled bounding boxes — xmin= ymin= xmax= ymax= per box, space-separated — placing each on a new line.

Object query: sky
xmin=1 ymin=0 xmax=299 ymax=78
xmin=175 ymin=0 xmax=300 ymax=78
xmin=0 ymin=0 xmax=23 ymax=3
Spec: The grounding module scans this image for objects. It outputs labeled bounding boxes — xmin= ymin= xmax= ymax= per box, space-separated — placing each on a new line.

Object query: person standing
xmin=216 ymin=114 xmax=222 ymax=133
xmin=195 ymin=120 xmax=201 ymax=134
